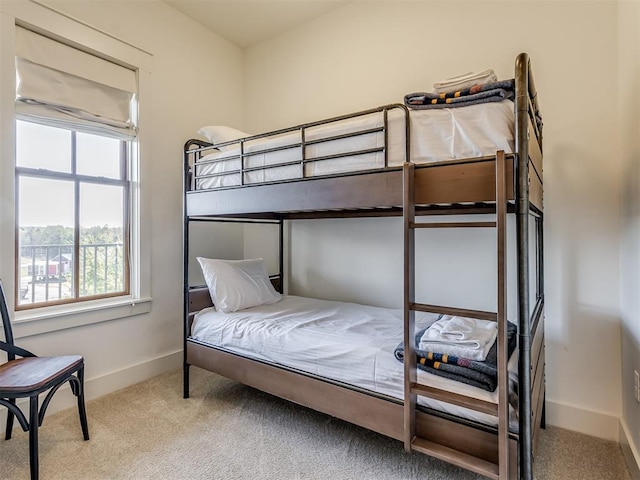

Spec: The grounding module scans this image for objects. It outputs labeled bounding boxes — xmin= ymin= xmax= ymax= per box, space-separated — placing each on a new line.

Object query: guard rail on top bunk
xmin=183 ymin=102 xmax=413 ymax=219
xmin=183 ymin=119 xmax=541 ymax=221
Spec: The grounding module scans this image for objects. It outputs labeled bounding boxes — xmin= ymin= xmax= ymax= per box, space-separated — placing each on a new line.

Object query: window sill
xmin=13 ymin=296 xmax=152 ymax=339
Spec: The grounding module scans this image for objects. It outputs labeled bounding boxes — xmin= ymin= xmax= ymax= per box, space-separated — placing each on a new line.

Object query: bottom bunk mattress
xmin=190 ymin=295 xmax=518 ymax=430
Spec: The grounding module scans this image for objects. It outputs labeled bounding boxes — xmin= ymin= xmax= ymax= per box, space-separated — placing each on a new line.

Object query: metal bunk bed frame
xmin=182 ymin=52 xmax=544 ymax=480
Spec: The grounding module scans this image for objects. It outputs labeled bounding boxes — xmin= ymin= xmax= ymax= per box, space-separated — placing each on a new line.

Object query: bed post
xmin=183 ymin=142 xmax=192 ymax=399
xmin=537 ymin=215 xmax=545 ymax=432
xmin=495 ymin=150 xmax=510 ymax=479
xmin=515 ymin=52 xmax=533 ymax=479
xmin=402 ymin=162 xmax=417 ymax=452
xmin=278 ymin=217 xmax=285 ymax=294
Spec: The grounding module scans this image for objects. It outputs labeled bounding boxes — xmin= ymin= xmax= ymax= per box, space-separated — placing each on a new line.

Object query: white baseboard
xmin=620 ymin=419 xmax=640 ymax=480
xmin=0 ymin=350 xmax=182 ymax=424
xmin=83 ymin=350 xmax=182 ymax=401
xmin=545 ymin=399 xmax=620 ymax=441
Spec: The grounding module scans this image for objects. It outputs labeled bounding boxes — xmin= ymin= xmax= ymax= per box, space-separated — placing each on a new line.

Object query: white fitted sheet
xmin=194 ymin=101 xmax=514 ymax=190
xmin=191 ymin=295 xmax=518 ymax=428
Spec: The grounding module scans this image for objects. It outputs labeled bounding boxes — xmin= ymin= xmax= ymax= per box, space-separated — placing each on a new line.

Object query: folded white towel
xmin=418 ymin=315 xmax=498 ymax=361
xmin=433 ymin=69 xmax=498 ymax=94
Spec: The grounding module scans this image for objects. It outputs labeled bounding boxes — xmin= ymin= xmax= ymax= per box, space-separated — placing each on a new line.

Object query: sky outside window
xmin=16 ymin=120 xmax=71 ymax=172
xmin=77 ymin=131 xmax=121 ymax=179
xmin=19 ymin=176 xmax=74 ymax=230
xmin=16 ymin=120 xmax=125 ymax=228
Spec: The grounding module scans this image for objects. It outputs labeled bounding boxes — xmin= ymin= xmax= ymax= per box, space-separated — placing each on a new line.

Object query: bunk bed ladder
xmin=403 ymin=151 xmax=510 ymax=480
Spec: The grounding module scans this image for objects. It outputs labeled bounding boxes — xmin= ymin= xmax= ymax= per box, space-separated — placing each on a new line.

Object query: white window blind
xmin=15 ymin=26 xmax=137 ymax=139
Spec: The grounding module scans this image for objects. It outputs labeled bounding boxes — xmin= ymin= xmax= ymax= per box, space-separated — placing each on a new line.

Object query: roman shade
xmin=15 ymin=26 xmax=137 ymax=139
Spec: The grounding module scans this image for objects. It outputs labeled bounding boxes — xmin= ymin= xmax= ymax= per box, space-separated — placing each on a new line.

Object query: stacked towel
xmin=404 ymin=79 xmax=515 ymax=110
xmin=433 ymin=69 xmax=497 ymax=93
xmin=418 ymin=315 xmax=497 ymax=361
xmin=394 ymin=320 xmax=517 ymax=392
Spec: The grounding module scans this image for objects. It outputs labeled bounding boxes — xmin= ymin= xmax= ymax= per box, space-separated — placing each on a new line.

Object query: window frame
xmin=15 ymin=123 xmax=132 ymax=310
xmin=0 ymin=3 xmax=153 ymax=338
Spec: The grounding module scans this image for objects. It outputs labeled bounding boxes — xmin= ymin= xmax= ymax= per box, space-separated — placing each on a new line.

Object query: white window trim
xmin=13 ymin=296 xmax=152 ymax=338
xmin=0 ymin=2 xmax=153 ymax=338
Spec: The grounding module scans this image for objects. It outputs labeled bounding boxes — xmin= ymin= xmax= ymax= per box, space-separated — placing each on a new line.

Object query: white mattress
xmin=191 ymin=295 xmax=518 ymax=429
xmin=194 ymin=101 xmax=515 ymax=190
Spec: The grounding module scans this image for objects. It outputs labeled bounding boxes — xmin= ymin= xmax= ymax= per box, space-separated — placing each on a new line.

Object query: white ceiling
xmin=164 ymin=1 xmax=349 ymax=48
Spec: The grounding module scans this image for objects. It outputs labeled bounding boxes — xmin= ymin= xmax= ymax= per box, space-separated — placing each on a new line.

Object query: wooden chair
xmin=0 ymin=279 xmax=89 ymax=480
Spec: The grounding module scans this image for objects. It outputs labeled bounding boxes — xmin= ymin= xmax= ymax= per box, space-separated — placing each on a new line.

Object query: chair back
xmin=0 ymin=279 xmax=16 ymax=361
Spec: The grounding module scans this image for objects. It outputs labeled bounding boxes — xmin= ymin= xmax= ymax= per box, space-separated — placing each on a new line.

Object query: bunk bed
xmin=183 ymin=53 xmax=544 ymax=480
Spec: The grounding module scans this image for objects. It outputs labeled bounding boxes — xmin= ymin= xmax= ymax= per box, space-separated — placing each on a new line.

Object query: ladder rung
xmin=410 ymin=303 xmax=498 ymax=322
xmin=411 ymin=437 xmax=499 ymax=479
xmin=411 ymin=382 xmax=498 ymax=416
xmin=410 ymin=221 xmax=496 ymax=229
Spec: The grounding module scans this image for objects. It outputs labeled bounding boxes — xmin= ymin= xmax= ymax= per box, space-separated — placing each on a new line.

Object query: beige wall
xmin=244 ymin=1 xmax=624 ymax=439
xmin=619 ymin=0 xmax=640 ymax=466
xmin=0 ymin=0 xmax=244 ymax=405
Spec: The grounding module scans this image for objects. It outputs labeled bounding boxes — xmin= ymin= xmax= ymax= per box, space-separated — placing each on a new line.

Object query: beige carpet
xmin=0 ymin=367 xmax=631 ymax=480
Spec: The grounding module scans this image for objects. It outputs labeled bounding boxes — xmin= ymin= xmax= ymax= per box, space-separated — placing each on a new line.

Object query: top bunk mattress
xmin=193 ymin=100 xmax=515 ymax=190
xmin=190 ymin=295 xmax=518 ymax=429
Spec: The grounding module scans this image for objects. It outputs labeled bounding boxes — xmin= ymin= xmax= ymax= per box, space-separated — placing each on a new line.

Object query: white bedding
xmin=194 ymin=101 xmax=515 ymax=190
xmin=191 ymin=295 xmax=518 ymax=428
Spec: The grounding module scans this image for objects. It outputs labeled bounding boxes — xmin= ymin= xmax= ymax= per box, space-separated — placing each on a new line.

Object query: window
xmin=16 ymin=121 xmax=130 ymax=308
xmin=14 ymin=26 xmax=137 ymax=310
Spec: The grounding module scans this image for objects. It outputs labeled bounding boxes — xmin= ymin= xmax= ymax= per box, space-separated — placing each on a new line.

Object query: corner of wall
xmin=546 ymin=399 xmax=620 ymax=442
xmin=618 ymin=0 xmax=640 ymax=469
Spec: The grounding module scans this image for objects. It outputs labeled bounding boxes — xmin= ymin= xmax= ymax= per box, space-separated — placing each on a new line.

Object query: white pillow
xmin=196 ymin=257 xmax=281 ymax=313
xmin=197 ymin=125 xmax=251 ymax=151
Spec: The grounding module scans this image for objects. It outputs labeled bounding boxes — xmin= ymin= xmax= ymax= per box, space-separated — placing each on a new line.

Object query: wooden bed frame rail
xmin=183 ymin=52 xmax=544 ymax=480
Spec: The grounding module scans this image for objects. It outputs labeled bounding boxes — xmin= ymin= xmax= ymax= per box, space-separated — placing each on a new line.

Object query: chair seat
xmin=0 ymin=356 xmax=83 ymax=393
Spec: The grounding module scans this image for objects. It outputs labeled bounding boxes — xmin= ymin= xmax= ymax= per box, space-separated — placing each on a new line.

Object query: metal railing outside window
xmin=18 ymin=242 xmax=125 ymax=305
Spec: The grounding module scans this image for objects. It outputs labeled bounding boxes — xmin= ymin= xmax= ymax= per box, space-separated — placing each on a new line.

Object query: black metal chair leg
xmin=29 ymin=396 xmax=39 ymax=480
xmin=5 ymin=398 xmax=15 ymax=440
xmin=77 ymin=367 xmax=89 ymax=440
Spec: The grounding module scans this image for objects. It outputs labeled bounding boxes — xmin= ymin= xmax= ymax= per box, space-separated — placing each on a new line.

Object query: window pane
xmin=79 ymin=183 xmax=126 ymax=297
xmin=18 ymin=177 xmax=74 ymax=305
xmin=16 ymin=120 xmax=72 ymax=172
xmin=15 ymin=119 xmax=131 ymax=309
xmin=77 ymin=132 xmax=122 ymax=179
